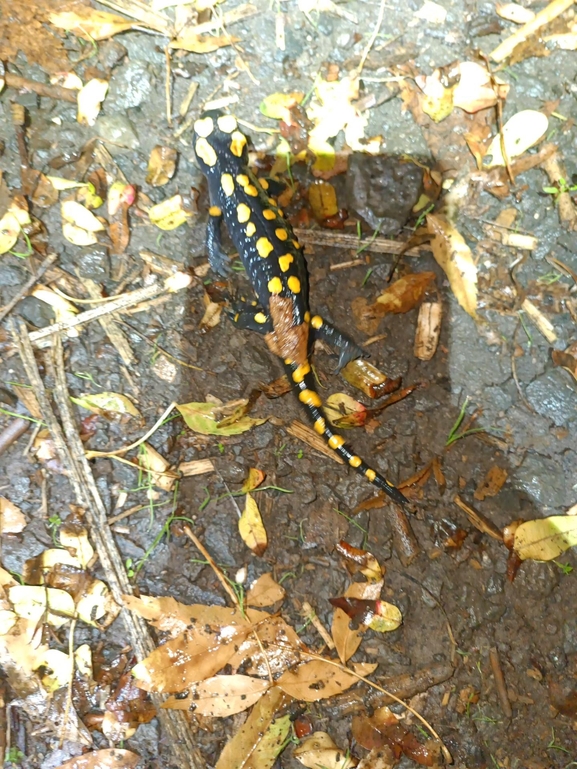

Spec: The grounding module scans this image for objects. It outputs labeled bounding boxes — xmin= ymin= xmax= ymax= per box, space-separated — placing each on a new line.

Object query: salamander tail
xmin=284 ymin=361 xmax=408 ymax=507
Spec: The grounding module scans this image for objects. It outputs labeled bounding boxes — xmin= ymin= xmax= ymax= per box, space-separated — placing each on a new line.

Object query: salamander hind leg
xmin=310 ymin=314 xmax=367 ymax=373
xmin=206 ymin=205 xmax=232 ymax=277
xmin=225 ymin=297 xmax=271 ymax=334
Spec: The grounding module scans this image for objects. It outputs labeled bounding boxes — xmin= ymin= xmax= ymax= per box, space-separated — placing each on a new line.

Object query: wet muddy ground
xmin=1 ymin=0 xmax=577 ymax=767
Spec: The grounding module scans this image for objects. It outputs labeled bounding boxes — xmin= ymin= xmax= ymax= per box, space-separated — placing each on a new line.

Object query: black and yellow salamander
xmin=193 ymin=111 xmax=408 ymax=507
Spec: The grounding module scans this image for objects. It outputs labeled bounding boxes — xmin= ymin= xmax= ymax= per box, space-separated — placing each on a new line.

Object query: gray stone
xmin=108 ymin=61 xmax=153 ymax=110
xmin=77 ymin=247 xmax=110 ymax=280
xmin=95 ymin=114 xmax=139 ymax=150
xmin=513 ymin=453 xmax=568 ymax=510
xmin=525 ymin=371 xmax=577 ymax=427
xmin=0 ymin=264 xmax=24 ymax=287
xmin=16 ymin=295 xmax=55 ymax=327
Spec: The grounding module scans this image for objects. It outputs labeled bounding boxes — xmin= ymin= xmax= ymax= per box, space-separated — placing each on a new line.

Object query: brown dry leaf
xmin=146 ymin=146 xmax=177 ymax=187
xmin=49 ymin=8 xmax=137 ymax=40
xmin=474 ymin=466 xmax=508 ymax=500
xmin=341 ymin=359 xmax=399 ymax=400
xmin=200 ymin=293 xmax=223 ymax=330
xmin=335 ymin=541 xmax=383 ymax=582
xmin=276 ymin=660 xmax=377 ymax=701
xmin=309 ymin=180 xmax=339 ymax=220
xmin=107 ymin=182 xmax=135 ymax=255
xmin=246 ymin=573 xmax=286 ymax=607
xmin=215 ymin=687 xmax=292 ymax=769
xmin=124 ymin=595 xmax=244 ymax=638
xmin=131 ymin=606 xmax=269 ymax=692
xmin=375 ymin=272 xmax=436 ymax=315
xmin=294 ymin=731 xmax=358 ymax=768
xmin=137 ymin=443 xmax=177 ymax=492
xmin=345 ymin=579 xmax=384 ymax=601
xmin=0 ymin=497 xmax=26 ymax=534
xmin=325 ymin=393 xmax=368 ymax=428
xmin=356 ymin=746 xmax=396 ymax=769
xmin=453 ymin=62 xmax=509 ymax=113
xmin=552 ymin=346 xmax=577 ymax=382
xmin=414 ymin=301 xmax=442 ymax=360
xmin=331 ymin=607 xmax=363 ymax=664
xmin=227 ymin=615 xmax=302 ymax=678
xmin=170 ymin=33 xmax=238 ymax=53
xmin=239 ymin=493 xmax=268 ymax=556
xmin=53 ymin=749 xmax=140 ymax=769
xmin=512 ymin=516 xmax=577 ymax=561
xmin=241 ymin=467 xmax=267 ymax=494
xmin=164 ymin=674 xmax=270 ymax=715
xmin=427 ymin=213 xmax=477 ymax=318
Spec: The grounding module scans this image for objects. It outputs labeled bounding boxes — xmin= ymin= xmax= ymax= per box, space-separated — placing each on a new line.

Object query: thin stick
xmin=85 ymin=401 xmax=177 ymax=459
xmin=26 ymin=281 xmax=171 ymax=346
xmin=165 ymin=45 xmax=172 ymax=127
xmin=354 ymin=0 xmax=386 ymax=77
xmin=60 ymin=618 xmax=77 ymax=748
xmin=0 ymin=253 xmax=57 ymax=324
xmin=294 ymin=228 xmax=428 ymax=257
xmin=184 ymin=526 xmax=239 ymax=605
xmin=490 ymin=0 xmax=575 ymax=62
xmin=4 ymin=73 xmax=77 ymax=103
xmin=489 ymin=646 xmax=513 ymax=718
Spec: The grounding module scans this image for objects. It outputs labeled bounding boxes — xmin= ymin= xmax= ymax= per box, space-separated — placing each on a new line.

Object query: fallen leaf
xmin=137 ymin=443 xmax=177 ymax=492
xmin=77 ymin=78 xmax=109 ymax=127
xmin=0 ymin=497 xmax=26 ymax=534
xmin=146 ymin=145 xmax=177 ymax=186
xmin=552 ymin=346 xmax=577 ymax=382
xmin=71 ymin=392 xmax=140 ymax=417
xmin=215 ymin=687 xmax=292 ymax=769
xmin=414 ymin=301 xmax=442 ymax=360
xmin=335 ymin=541 xmax=383 ymax=582
xmin=332 ymin=608 xmax=363 ymax=664
xmin=294 ymin=731 xmax=358 ymax=768
xmin=325 ymin=393 xmax=368 ymax=428
xmin=177 ymin=400 xmax=266 ymax=436
xmin=53 ymin=748 xmax=140 ymax=769
xmin=484 ymin=110 xmax=548 ymax=167
xmin=32 ymin=287 xmax=79 ymax=333
xmin=0 ymin=200 xmax=32 ymax=254
xmin=49 ymin=9 xmax=137 ymax=40
xmin=453 ymin=62 xmax=509 ymax=113
xmin=416 ymin=70 xmax=454 ymax=122
xmin=260 ymin=91 xmax=304 ymax=120
xmin=474 ymin=466 xmax=508 ymax=500
xmin=309 ymin=180 xmax=339 ymax=220
xmin=427 ymin=214 xmax=477 ymax=318
xmin=164 ymin=674 xmax=270 ymax=715
xmin=59 ymin=522 xmax=94 ymax=568
xmin=170 ymin=33 xmax=238 ymax=53
xmin=341 ymin=360 xmax=400 ymax=399
xmin=61 ymin=200 xmax=104 ymax=232
xmin=513 ymin=516 xmax=577 ymax=561
xmin=246 ymin=573 xmax=286 ymax=607
xmin=276 ymin=659 xmax=376 ymax=701
xmin=62 ymin=222 xmax=99 ymax=247
xmin=496 ymin=3 xmax=535 ymax=23
xmin=241 ymin=467 xmax=267 ymax=494
xmin=375 ymin=272 xmax=436 ymax=314
xmin=149 ymin=194 xmax=193 ymax=230
xmin=239 ymin=493 xmax=268 ymax=556
xmin=8 ymin=585 xmax=75 ymax=629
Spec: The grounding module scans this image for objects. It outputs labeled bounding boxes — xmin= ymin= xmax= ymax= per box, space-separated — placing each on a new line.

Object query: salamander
xmin=192 ymin=111 xmax=408 ymax=507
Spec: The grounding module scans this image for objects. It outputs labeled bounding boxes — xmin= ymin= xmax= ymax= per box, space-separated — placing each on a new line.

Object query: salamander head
xmin=193 ymin=111 xmax=249 ymax=173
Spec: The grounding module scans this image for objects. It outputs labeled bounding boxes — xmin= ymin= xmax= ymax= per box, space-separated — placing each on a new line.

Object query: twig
xmin=294 ymin=228 xmax=428 ymax=257
xmin=26 ymin=279 xmax=183 ymax=347
xmin=354 ymin=0 xmax=386 ymax=77
xmin=453 ymin=495 xmax=503 ymax=541
xmin=184 ymin=526 xmax=239 ymax=605
xmin=490 ymin=0 xmax=575 ymax=62
xmin=301 ymin=601 xmax=335 ymax=649
xmin=85 ymin=400 xmax=177 ymax=459
xmin=489 ymin=646 xmax=513 ymax=719
xmin=10 ymin=321 xmax=201 ymax=769
xmin=541 ymin=151 xmax=577 ymax=230
xmin=0 ymin=253 xmax=58 ymax=325
xmin=165 ymin=45 xmax=172 ymax=127
xmin=4 ymin=73 xmax=77 ymax=103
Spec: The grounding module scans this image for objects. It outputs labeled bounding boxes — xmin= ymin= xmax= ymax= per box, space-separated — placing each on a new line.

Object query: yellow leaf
xmin=294 ymin=731 xmax=357 ymax=769
xmin=62 ymin=222 xmax=99 ymax=247
xmin=276 ymin=660 xmax=376 ymax=701
xmin=177 ymin=400 xmax=266 ymax=436
xmin=427 ymin=213 xmax=477 ymax=318
xmin=61 ymin=200 xmax=105 ymax=232
xmin=241 ymin=467 xmax=266 ymax=493
xmin=485 ymin=110 xmax=548 ymax=167
xmin=513 ymin=516 xmax=577 ymax=561
xmin=239 ymin=493 xmax=267 ymax=556
xmin=149 ymin=194 xmax=192 ymax=230
xmin=260 ymin=92 xmax=304 ymax=120
xmin=368 ymin=601 xmax=403 ymax=633
xmin=71 ymin=392 xmax=140 ymax=417
xmin=246 ymin=573 xmax=285 ymax=607
xmin=77 ymin=78 xmax=109 ymax=127
xmin=170 ymin=33 xmax=238 ymax=53
xmin=215 ymin=688 xmax=292 ymax=769
xmin=49 ymin=9 xmax=136 ymax=40
xmin=375 ymin=272 xmax=436 ymax=314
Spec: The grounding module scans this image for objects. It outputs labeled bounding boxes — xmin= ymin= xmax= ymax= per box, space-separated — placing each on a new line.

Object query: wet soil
xmin=1 ymin=0 xmax=577 ymax=767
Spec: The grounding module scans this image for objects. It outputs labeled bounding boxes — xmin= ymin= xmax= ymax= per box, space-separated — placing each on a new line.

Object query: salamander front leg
xmin=309 ymin=314 xmax=366 ymax=373
xmin=225 ymin=298 xmax=272 ymax=334
xmin=206 ymin=205 xmax=232 ymax=277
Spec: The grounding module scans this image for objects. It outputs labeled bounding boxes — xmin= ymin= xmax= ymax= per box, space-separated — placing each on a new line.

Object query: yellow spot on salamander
xmin=278 ymin=253 xmax=294 ymax=272
xmin=284 ymin=358 xmax=293 ymax=365
xmin=278 ymin=209 xmax=284 ymax=217
xmin=268 ymin=277 xmax=283 ymax=294
xmin=260 ymin=178 xmax=269 ymax=190
xmin=292 ymin=362 xmax=311 ymax=383
xmin=299 ymin=389 xmax=322 ymax=408
xmin=275 ymin=228 xmax=288 ymax=241
xmin=287 ymin=276 xmax=301 ymax=293
xmin=292 ymin=240 xmax=300 ymax=250
xmin=246 ymin=222 xmax=256 ymax=236
xmin=230 ymin=130 xmax=247 ymax=157
xmin=194 ymin=116 xmax=214 ymax=137
xmin=208 ymin=205 xmax=222 ymax=216
xmin=267 ymin=197 xmax=277 ymax=205
xmin=311 ymin=315 xmax=323 ymax=329
xmin=349 ymin=455 xmax=362 ymax=468
xmin=254 ymin=312 xmax=267 ymax=323
xmin=304 ymin=311 xmax=311 ymax=323
xmin=236 ymin=174 xmax=249 ymax=187
xmin=195 ymin=138 xmax=217 ymax=167
xmin=221 ymin=173 xmax=234 ymax=197
xmin=237 ymin=203 xmax=251 ymax=223
xmin=257 ymin=237 xmax=274 ymax=258
xmin=314 ymin=418 xmax=326 ymax=435
xmin=217 ymin=115 xmax=237 ymax=133
xmin=263 ymin=209 xmax=276 ymax=220
xmin=365 ymin=468 xmax=376 ymax=482
xmin=246 ymin=185 xmax=258 ymax=197
xmin=328 ymin=435 xmax=345 ymax=450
